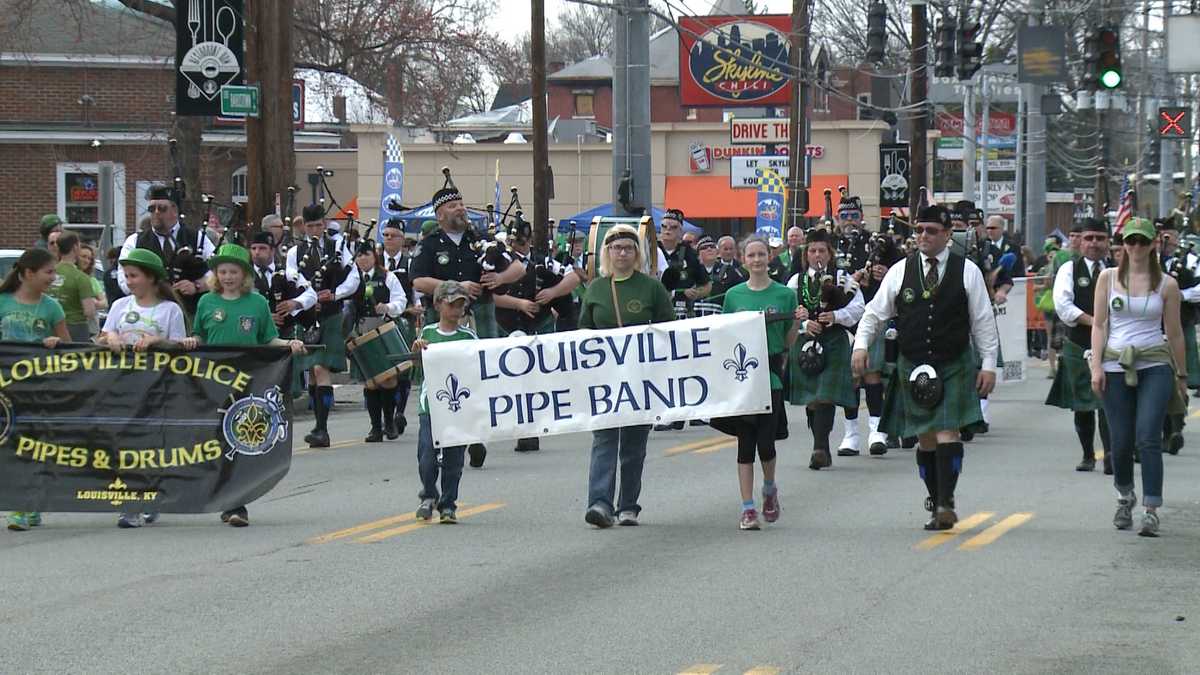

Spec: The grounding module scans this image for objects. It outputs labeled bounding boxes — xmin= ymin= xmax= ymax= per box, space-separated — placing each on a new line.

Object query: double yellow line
xmin=678 ymin=666 xmax=780 ymax=675
xmin=307 ymin=503 xmax=506 ymax=544
xmin=294 ymin=439 xmax=360 ymax=456
xmin=664 ymin=436 xmax=736 ymax=457
xmin=914 ymin=511 xmax=1035 ymax=551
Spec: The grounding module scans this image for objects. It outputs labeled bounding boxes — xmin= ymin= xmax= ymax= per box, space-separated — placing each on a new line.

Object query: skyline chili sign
xmin=679 ymin=15 xmax=793 ymax=107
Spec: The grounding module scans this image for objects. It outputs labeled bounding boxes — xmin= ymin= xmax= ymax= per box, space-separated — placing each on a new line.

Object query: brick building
xmin=0 ymin=2 xmax=339 ymax=249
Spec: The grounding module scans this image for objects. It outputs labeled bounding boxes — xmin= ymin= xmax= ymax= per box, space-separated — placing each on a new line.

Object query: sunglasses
xmin=1081 ymin=235 xmax=1108 ymax=242
xmin=913 ymin=225 xmax=946 ymax=235
xmin=147 ymin=204 xmax=172 ymax=213
xmin=1123 ymin=236 xmax=1152 ymax=247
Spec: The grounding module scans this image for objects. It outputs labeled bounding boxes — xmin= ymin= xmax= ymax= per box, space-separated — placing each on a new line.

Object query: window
xmin=686 ymin=107 xmax=698 ymax=120
xmin=573 ymin=91 xmax=595 ymax=118
xmin=856 ymin=94 xmax=874 ymax=120
xmin=56 ymin=162 xmax=126 ymax=236
xmin=231 ymin=165 xmax=248 ymax=204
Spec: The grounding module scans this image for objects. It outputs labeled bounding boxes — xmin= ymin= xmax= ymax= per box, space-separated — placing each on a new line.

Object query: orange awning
xmin=665 ymin=175 xmax=850 ymax=219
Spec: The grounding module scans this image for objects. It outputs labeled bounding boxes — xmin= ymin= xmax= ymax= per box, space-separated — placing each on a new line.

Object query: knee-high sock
xmin=935 ymin=442 xmax=964 ymax=509
xmin=379 ymin=385 xmax=397 ymax=422
xmin=916 ymin=450 xmax=938 ymax=502
xmin=844 ymin=388 xmax=860 ymax=421
xmin=315 ymin=385 xmax=334 ymax=432
xmin=1074 ymin=410 xmax=1096 ymax=458
xmin=810 ymin=405 xmax=835 ymax=450
xmin=1098 ymin=410 xmax=1112 ymax=454
xmin=364 ymin=388 xmax=382 ymax=429
xmin=394 ymin=381 xmax=410 ymax=414
xmin=864 ymin=382 xmax=885 ymax=417
xmin=307 ymin=384 xmax=317 ymax=413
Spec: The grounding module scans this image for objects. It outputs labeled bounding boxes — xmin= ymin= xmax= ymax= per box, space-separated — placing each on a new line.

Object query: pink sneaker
xmin=762 ymin=490 xmax=781 ymax=523
xmin=739 ymin=508 xmax=761 ymax=530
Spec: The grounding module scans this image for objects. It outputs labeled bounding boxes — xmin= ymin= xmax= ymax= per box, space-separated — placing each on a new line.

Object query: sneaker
xmin=585 ymin=504 xmax=614 ymax=529
xmin=117 ymin=513 xmax=145 ymax=529
xmin=6 ymin=512 xmax=30 ymax=531
xmin=27 ymin=512 xmax=42 ymax=527
xmin=1076 ymin=457 xmax=1096 ymax=472
xmin=762 ymin=490 xmax=781 ymax=523
xmin=415 ymin=499 xmax=435 ymax=522
xmin=439 ymin=509 xmax=458 ymax=524
xmin=739 ymin=508 xmax=761 ymax=530
xmin=144 ymin=512 xmax=159 ymax=525
xmin=617 ymin=510 xmax=639 ymax=526
xmin=1138 ymin=510 xmax=1160 ymax=537
xmin=1113 ymin=493 xmax=1137 ymax=530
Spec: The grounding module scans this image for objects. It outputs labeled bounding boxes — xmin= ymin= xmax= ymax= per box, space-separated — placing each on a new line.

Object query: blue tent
xmin=383 ymin=202 xmax=490 ymax=235
xmin=558 ymin=204 xmax=703 ymax=235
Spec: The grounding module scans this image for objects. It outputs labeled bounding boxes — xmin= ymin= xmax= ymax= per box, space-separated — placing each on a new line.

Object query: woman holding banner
xmin=711 ymin=235 xmax=798 ymax=530
xmin=578 ymin=225 xmax=674 ymax=529
xmin=3 ymin=248 xmax=70 ymax=532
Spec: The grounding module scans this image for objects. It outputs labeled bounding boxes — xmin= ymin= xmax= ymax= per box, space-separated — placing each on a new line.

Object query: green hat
xmin=420 ymin=219 xmax=439 ymax=236
xmin=119 ymin=248 xmax=166 ymax=278
xmin=40 ymin=214 xmax=63 ymax=228
xmin=1120 ymin=217 xmax=1156 ymax=242
xmin=208 ymin=243 xmax=253 ymax=274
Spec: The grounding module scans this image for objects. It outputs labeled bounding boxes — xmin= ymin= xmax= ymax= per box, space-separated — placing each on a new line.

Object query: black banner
xmin=0 ymin=345 xmax=293 ymax=513
xmin=879 ymin=143 xmax=911 ymax=209
xmin=175 ymin=0 xmax=245 ymax=117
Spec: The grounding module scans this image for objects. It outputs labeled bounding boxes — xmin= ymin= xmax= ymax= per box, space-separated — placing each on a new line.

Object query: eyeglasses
xmin=1123 ymin=236 xmax=1152 ymax=247
xmin=608 ymin=244 xmax=637 ymax=254
xmin=1081 ymin=235 xmax=1108 ymax=242
xmin=147 ymin=204 xmax=172 ymax=213
xmin=913 ymin=226 xmax=945 ymax=236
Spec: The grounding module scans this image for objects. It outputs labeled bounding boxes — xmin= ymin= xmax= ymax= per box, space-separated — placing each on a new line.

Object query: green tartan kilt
xmin=1185 ymin=323 xmax=1200 ymax=388
xmin=865 ymin=330 xmax=892 ymax=374
xmin=299 ymin=314 xmax=347 ymax=373
xmin=277 ymin=324 xmax=306 ymax=399
xmin=880 ymin=349 xmax=983 ymax=437
xmin=499 ymin=315 xmax=556 ymax=337
xmin=1045 ymin=340 xmax=1101 ymax=411
xmin=788 ymin=327 xmax=857 ymax=408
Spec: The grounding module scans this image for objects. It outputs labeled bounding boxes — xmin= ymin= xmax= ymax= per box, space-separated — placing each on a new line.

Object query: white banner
xmin=994 ymin=281 xmax=1028 ymax=383
xmin=422 ymin=314 xmax=773 ymax=447
xmin=731 ymin=156 xmax=789 ymax=189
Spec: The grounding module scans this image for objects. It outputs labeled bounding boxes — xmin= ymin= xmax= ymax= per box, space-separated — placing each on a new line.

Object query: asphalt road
xmin=3 ymin=362 xmax=1199 ymax=675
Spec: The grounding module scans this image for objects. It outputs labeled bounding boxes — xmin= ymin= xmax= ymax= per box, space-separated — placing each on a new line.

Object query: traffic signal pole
xmin=909 ymin=1 xmax=929 ymax=219
xmin=1159 ymin=0 xmax=1174 ymax=218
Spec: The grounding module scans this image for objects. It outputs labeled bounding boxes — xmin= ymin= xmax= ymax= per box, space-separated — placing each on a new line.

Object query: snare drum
xmin=584 ymin=216 xmax=658 ymax=280
xmin=347 ymin=321 xmax=413 ymax=388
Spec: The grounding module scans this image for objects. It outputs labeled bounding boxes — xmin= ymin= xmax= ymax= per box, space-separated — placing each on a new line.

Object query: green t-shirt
xmin=193 ymin=292 xmax=279 ymax=346
xmin=578 ymin=271 xmax=674 ymax=329
xmin=48 ymin=262 xmax=96 ymax=325
xmin=416 ymin=324 xmax=477 ymax=415
xmin=0 ymin=293 xmax=65 ymax=343
xmin=722 ymin=281 xmax=798 ymax=390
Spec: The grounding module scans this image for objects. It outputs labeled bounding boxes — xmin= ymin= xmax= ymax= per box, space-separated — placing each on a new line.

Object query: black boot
xmin=1074 ymin=411 xmax=1096 ymax=471
xmin=364 ymin=388 xmax=383 ymax=442
xmin=934 ymin=442 xmax=964 ymax=529
xmin=901 ymin=436 xmax=918 ymax=449
xmin=916 ymin=450 xmax=940 ymax=530
xmin=380 ymin=386 xmax=399 ymax=439
xmin=808 ymin=405 xmax=834 ymax=470
xmin=305 ymin=385 xmax=333 ymax=448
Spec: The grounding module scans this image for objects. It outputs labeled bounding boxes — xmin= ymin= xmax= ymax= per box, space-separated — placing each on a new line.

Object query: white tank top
xmin=1102 ymin=277 xmax=1167 ymax=373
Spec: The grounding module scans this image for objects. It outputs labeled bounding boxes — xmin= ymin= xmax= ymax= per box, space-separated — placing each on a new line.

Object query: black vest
xmin=1069 ymin=257 xmax=1101 ymax=348
xmin=295 ymin=236 xmax=346 ymax=318
xmin=355 ymin=269 xmax=391 ymax=319
xmin=896 ymin=252 xmax=970 ymax=365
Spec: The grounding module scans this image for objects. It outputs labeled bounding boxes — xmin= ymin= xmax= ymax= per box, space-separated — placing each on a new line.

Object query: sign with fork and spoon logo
xmin=175 ymin=0 xmax=245 ymax=116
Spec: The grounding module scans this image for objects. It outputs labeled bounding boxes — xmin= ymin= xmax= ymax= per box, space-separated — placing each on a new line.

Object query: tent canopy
xmin=559 ymin=204 xmax=703 ymax=235
xmin=383 ymin=202 xmax=490 ymax=235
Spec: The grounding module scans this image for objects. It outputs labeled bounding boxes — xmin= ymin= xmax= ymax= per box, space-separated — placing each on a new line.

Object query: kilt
xmin=299 ymin=314 xmax=347 ymax=373
xmin=879 ymin=349 xmax=983 ymax=437
xmin=277 ymin=323 xmax=306 ymax=399
xmin=1185 ymin=323 xmax=1200 ymax=389
xmin=865 ymin=330 xmax=893 ymax=374
xmin=498 ymin=315 xmax=556 ymax=337
xmin=1045 ymin=340 xmax=1101 ymax=411
xmin=788 ymin=327 xmax=857 ymax=408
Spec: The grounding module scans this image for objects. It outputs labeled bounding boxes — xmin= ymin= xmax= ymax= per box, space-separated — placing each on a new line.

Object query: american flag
xmin=1114 ymin=175 xmax=1135 ymax=235
xmin=493 ymin=159 xmax=502 ymax=227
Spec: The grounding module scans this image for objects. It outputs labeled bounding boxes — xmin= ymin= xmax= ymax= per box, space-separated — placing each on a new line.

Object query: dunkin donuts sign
xmin=679 ymin=15 xmax=793 ymax=107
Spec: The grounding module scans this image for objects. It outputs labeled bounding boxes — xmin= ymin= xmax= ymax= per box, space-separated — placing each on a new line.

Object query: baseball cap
xmin=434 ymin=280 xmax=471 ymax=304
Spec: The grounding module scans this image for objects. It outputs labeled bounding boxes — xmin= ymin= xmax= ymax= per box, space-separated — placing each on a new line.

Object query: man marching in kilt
xmin=1047 ymin=218 xmax=1113 ymax=473
xmin=851 ymin=224 xmax=906 ymax=455
xmin=786 ymin=228 xmax=865 ymax=470
xmin=286 ymin=204 xmax=360 ymax=448
xmin=380 ymin=219 xmax=421 ymax=436
xmin=852 ymin=204 xmax=999 ymax=530
xmin=1158 ymin=217 xmax=1198 ymax=455
xmin=348 ymin=238 xmax=410 ymax=442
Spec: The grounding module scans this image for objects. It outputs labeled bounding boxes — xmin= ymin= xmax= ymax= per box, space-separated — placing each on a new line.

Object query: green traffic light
xmin=1100 ymin=69 xmax=1122 ymax=89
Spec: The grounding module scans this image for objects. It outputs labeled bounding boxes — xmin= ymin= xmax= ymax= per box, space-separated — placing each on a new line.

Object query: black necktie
xmin=925 ymin=256 xmax=939 ymax=288
xmin=161 ymin=234 xmax=175 ymax=261
xmin=388 ymin=257 xmax=399 ymax=272
xmin=1091 ymin=261 xmax=1101 ymax=281
xmin=258 ymin=266 xmax=270 ymax=283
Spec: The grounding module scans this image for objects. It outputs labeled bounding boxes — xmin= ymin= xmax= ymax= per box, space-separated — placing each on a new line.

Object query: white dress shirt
xmin=117 ymin=222 xmax=216 ymax=294
xmin=1053 ymin=256 xmax=1104 ymax=326
xmin=853 ymin=247 xmax=1000 ymax=372
xmin=361 ymin=268 xmax=409 ymax=317
xmin=284 ymin=233 xmax=361 ymax=301
xmin=1179 ymin=251 xmax=1200 ymax=304
xmin=786 ymin=269 xmax=865 ymax=328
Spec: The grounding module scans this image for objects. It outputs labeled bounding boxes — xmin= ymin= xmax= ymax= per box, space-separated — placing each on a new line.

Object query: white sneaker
xmin=617 ymin=510 xmax=639 ymax=526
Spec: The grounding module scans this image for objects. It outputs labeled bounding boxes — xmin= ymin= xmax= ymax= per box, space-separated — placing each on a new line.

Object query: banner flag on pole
xmin=493 ymin=159 xmax=502 ymax=228
xmin=378 ymin=133 xmax=404 ymax=234
xmin=754 ymin=167 xmax=786 ymax=239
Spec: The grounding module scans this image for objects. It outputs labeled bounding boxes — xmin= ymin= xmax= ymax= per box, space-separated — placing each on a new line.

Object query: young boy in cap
xmin=411 ymin=280 xmax=477 ymax=523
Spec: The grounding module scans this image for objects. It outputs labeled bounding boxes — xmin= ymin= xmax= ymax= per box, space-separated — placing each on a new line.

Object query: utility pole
xmin=244 ymin=0 xmax=295 ymax=230
xmin=1095 ymin=0 xmax=1111 ymax=215
xmin=980 ymin=72 xmax=991 ymax=218
xmin=963 ymin=82 xmax=976 ymax=204
xmin=1025 ymin=0 xmax=1047 ymax=248
xmin=909 ymin=0 xmax=930 ymax=218
xmin=531 ymin=0 xmax=549 ymax=253
xmin=786 ymin=0 xmax=811 ymax=229
xmin=1159 ymin=0 xmax=1175 ymax=218
xmin=1015 ymin=84 xmax=1025 ymax=234
xmin=612 ymin=0 xmax=650 ymax=218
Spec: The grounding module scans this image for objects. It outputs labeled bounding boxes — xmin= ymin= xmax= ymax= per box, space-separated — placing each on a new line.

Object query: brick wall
xmin=0 ymin=65 xmax=175 ymax=127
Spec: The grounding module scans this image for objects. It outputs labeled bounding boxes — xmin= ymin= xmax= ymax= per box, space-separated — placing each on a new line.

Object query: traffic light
xmin=1146 ymin=124 xmax=1161 ymax=172
xmin=934 ymin=16 xmax=957 ymax=78
xmin=1081 ymin=26 xmax=1100 ymax=91
xmin=866 ymin=2 xmax=887 ymax=63
xmin=956 ymin=20 xmax=983 ymax=81
xmin=1097 ymin=26 xmax=1121 ymax=89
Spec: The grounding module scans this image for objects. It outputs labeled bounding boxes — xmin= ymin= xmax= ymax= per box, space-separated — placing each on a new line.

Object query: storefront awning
xmin=665 ymin=174 xmax=850 ymax=219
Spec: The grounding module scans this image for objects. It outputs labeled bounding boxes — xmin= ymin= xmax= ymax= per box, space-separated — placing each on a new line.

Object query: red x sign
xmin=1158 ymin=107 xmax=1191 ymax=138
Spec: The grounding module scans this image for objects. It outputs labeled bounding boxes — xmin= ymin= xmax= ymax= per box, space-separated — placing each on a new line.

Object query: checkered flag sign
xmin=756 ymin=167 xmax=785 ymax=194
xmin=384 ymin=133 xmax=403 ymax=163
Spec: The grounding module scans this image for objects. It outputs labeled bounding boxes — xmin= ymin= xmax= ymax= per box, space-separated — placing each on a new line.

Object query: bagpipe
xmin=1167 ymin=239 xmax=1199 ymax=325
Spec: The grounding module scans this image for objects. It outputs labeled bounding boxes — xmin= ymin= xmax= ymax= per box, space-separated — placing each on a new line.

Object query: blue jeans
xmin=417 ymin=414 xmax=465 ymax=511
xmin=1101 ymin=366 xmax=1172 ymax=507
xmin=587 ymin=425 xmax=651 ymax=515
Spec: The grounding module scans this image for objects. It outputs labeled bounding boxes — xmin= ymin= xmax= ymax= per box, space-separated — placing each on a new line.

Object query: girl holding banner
xmin=3 ymin=248 xmax=70 ymax=532
xmin=711 ymin=235 xmax=798 ymax=531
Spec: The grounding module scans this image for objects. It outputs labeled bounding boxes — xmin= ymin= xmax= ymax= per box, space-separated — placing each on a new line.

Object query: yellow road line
xmin=1189 ymin=407 xmax=1200 ymax=419
xmin=677 ymin=665 xmax=722 ymax=675
xmin=355 ymin=503 xmax=506 ymax=543
xmin=913 ymin=512 xmax=995 ymax=551
xmin=693 ymin=442 xmax=736 ymax=455
xmin=295 ymin=439 xmax=360 ymax=456
xmin=664 ymin=436 xmax=730 ymax=456
xmin=306 ymin=512 xmax=420 ymax=545
xmin=744 ymin=668 xmax=781 ymax=675
xmin=958 ymin=512 xmax=1034 ymax=551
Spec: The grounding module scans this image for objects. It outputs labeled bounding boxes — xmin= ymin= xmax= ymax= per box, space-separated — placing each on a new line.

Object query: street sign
xmin=1158 ymin=106 xmax=1191 ymax=139
xmin=879 ymin=143 xmax=910 ymax=208
xmin=220 ymin=84 xmax=260 ymax=118
xmin=1017 ymin=25 xmax=1066 ymax=84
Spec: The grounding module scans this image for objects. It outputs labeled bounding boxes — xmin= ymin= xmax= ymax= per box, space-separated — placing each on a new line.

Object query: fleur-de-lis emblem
xmin=722 ymin=343 xmax=759 ymax=382
xmin=435 ymin=374 xmax=471 ymax=412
